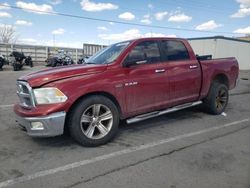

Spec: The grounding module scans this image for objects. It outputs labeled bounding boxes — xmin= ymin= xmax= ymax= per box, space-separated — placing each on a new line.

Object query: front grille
xmin=16 ymin=81 xmax=35 ymax=108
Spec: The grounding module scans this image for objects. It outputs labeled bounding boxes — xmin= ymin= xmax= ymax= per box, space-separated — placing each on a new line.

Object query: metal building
xmin=83 ymin=43 xmax=107 ymax=56
xmin=188 ymin=36 xmax=250 ymax=70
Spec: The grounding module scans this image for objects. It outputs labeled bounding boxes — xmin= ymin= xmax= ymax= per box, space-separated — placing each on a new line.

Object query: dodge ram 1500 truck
xmin=14 ymin=37 xmax=239 ymax=146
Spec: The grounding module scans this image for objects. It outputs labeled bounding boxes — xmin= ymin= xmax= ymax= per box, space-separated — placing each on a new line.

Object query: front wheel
xmin=69 ymin=96 xmax=119 ymax=146
xmin=203 ymin=82 xmax=229 ymax=115
xmin=0 ymin=61 xmax=3 ymax=70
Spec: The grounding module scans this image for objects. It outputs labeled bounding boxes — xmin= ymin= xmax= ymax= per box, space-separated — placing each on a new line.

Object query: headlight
xmin=33 ymin=87 xmax=68 ymax=105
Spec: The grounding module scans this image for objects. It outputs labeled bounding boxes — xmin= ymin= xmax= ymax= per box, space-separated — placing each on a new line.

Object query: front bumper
xmin=15 ymin=111 xmax=66 ymax=137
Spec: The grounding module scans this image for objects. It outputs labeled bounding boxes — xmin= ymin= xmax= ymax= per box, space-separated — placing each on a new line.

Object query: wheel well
xmin=64 ymin=91 xmax=122 ymax=134
xmin=213 ymin=74 xmax=229 ymax=88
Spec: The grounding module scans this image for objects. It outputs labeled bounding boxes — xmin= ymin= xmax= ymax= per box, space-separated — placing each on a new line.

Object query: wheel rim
xmin=80 ymin=104 xmax=113 ymax=139
xmin=215 ymin=88 xmax=228 ymax=111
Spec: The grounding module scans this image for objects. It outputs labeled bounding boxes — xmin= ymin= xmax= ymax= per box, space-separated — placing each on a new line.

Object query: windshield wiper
xmin=85 ymin=62 xmax=96 ymax=64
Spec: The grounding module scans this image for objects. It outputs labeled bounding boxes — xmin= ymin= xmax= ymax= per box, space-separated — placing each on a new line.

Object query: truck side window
xmin=162 ymin=41 xmax=190 ymax=61
xmin=127 ymin=41 xmax=161 ymax=64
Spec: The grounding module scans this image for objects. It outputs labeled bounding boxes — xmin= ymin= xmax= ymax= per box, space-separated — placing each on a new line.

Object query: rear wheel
xmin=203 ymin=82 xmax=229 ymax=114
xmin=13 ymin=63 xmax=18 ymax=71
xmin=69 ymin=96 xmax=119 ymax=146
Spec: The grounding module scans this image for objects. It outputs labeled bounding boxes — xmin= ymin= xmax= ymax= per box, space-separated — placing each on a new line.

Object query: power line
xmin=0 ymin=4 xmax=235 ymax=34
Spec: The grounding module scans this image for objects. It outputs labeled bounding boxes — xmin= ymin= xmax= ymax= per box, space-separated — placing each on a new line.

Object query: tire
xmin=55 ymin=60 xmax=63 ymax=66
xmin=51 ymin=58 xmax=58 ymax=67
xmin=13 ymin=64 xmax=18 ymax=71
xmin=0 ymin=61 xmax=3 ymax=70
xmin=68 ymin=95 xmax=120 ymax=146
xmin=27 ymin=58 xmax=33 ymax=67
xmin=203 ymin=82 xmax=229 ymax=115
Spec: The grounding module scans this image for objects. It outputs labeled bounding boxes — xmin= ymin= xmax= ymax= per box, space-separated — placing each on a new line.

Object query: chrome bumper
xmin=15 ymin=112 xmax=66 ymax=137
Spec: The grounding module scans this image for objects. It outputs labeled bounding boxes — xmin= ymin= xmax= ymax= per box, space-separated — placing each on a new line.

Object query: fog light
xmin=30 ymin=122 xmax=44 ymax=130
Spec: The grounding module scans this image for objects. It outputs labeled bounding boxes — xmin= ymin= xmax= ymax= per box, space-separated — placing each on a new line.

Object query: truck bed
xmin=199 ymin=57 xmax=239 ymax=99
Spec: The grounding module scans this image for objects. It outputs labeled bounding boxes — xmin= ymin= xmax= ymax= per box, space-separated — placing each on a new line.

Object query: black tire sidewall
xmin=51 ymin=58 xmax=57 ymax=67
xmin=0 ymin=61 xmax=3 ymax=69
xmin=204 ymin=82 xmax=229 ymax=115
xmin=69 ymin=96 xmax=119 ymax=146
xmin=13 ymin=64 xmax=17 ymax=71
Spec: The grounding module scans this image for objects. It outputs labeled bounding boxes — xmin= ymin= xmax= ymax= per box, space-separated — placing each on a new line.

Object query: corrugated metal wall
xmin=83 ymin=43 xmax=107 ymax=56
xmin=188 ymin=38 xmax=250 ymax=70
xmin=0 ymin=43 xmax=106 ymax=64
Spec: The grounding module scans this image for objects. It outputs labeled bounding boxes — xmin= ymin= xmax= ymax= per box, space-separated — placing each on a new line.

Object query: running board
xmin=126 ymin=101 xmax=202 ymax=124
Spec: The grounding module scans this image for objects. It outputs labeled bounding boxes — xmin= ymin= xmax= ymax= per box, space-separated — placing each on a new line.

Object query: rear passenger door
xmin=160 ymin=40 xmax=201 ymax=105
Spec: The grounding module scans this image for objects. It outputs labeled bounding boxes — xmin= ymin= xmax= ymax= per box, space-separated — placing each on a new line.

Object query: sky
xmin=0 ymin=0 xmax=250 ymax=48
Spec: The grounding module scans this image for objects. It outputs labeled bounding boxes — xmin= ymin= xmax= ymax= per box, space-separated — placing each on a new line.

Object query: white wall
xmin=188 ymin=38 xmax=250 ymax=70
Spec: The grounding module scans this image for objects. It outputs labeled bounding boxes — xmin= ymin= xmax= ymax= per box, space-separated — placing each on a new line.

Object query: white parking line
xmin=0 ymin=118 xmax=250 ymax=188
xmin=0 ymin=104 xmax=14 ymax=108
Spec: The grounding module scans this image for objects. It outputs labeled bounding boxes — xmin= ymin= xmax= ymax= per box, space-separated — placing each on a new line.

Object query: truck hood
xmin=18 ymin=64 xmax=108 ymax=87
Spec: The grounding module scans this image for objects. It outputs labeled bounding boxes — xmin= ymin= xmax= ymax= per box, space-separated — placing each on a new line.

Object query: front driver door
xmin=123 ymin=40 xmax=171 ymax=116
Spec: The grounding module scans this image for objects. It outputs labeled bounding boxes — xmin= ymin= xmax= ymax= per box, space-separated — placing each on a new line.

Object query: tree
xmin=0 ymin=24 xmax=18 ymax=43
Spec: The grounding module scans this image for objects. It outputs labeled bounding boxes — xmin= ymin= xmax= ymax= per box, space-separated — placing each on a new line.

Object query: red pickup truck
xmin=14 ymin=37 xmax=239 ymax=146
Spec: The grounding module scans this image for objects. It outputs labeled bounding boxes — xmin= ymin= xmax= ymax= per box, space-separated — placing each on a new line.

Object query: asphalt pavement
xmin=0 ymin=65 xmax=249 ymax=188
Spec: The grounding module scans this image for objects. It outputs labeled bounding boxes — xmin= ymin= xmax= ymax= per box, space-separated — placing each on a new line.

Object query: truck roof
xmin=128 ymin=37 xmax=186 ymax=42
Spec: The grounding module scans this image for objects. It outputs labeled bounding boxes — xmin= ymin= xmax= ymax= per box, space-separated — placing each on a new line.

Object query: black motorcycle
xmin=46 ymin=51 xmax=74 ymax=67
xmin=63 ymin=55 xmax=74 ymax=66
xmin=0 ymin=56 xmax=4 ymax=70
xmin=9 ymin=51 xmax=33 ymax=71
xmin=0 ymin=54 xmax=10 ymax=70
xmin=77 ymin=55 xmax=90 ymax=64
xmin=25 ymin=56 xmax=33 ymax=67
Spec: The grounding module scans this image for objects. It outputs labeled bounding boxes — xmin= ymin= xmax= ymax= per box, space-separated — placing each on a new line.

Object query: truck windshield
xmin=85 ymin=41 xmax=130 ymax=64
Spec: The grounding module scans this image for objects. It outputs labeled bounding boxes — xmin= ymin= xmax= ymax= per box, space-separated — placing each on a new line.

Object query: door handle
xmin=189 ymin=65 xmax=198 ymax=69
xmin=155 ymin=69 xmax=165 ymax=73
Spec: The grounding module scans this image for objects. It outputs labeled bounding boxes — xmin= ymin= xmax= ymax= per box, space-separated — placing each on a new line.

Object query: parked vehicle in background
xmin=77 ymin=55 xmax=90 ymax=64
xmin=0 ymin=55 xmax=4 ymax=70
xmin=24 ymin=56 xmax=33 ymax=67
xmin=9 ymin=51 xmax=33 ymax=71
xmin=45 ymin=50 xmax=74 ymax=67
xmin=14 ymin=37 xmax=239 ymax=147
xmin=0 ymin=54 xmax=9 ymax=70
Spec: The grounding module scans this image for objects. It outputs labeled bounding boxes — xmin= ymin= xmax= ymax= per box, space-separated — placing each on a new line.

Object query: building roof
xmin=237 ymin=36 xmax=250 ymax=41
xmin=188 ymin=36 xmax=250 ymax=44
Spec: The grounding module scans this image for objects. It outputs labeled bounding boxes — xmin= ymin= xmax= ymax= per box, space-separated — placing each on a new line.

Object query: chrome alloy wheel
xmin=80 ymin=104 xmax=113 ymax=139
